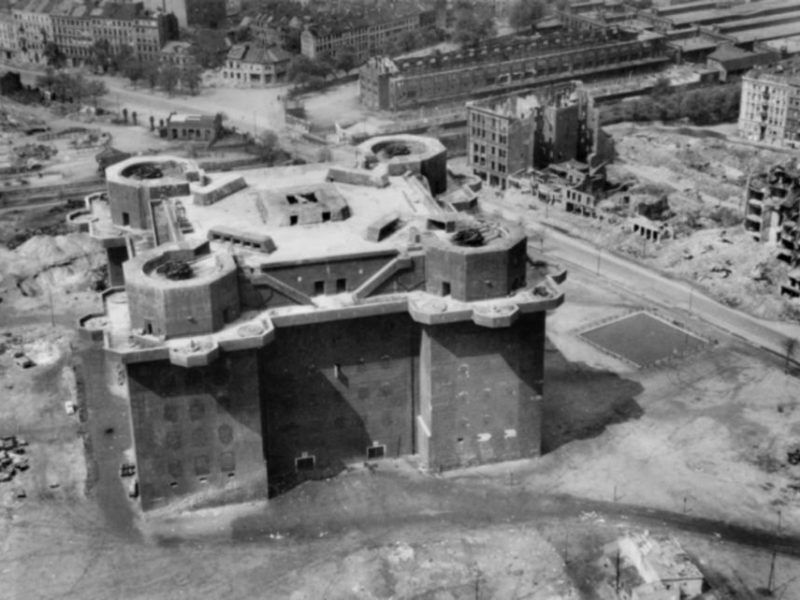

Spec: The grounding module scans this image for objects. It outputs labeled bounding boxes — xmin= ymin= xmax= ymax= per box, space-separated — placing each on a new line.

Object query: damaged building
xmin=72 ymin=134 xmax=566 ymax=510
xmin=743 ymin=164 xmax=800 ymax=296
xmin=467 ymin=81 xmax=610 ymax=190
xmin=468 ymin=81 xmax=611 ymax=221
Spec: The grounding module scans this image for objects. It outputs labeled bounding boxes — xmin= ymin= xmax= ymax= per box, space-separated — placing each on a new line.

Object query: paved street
xmin=525 ymin=221 xmax=800 ymax=365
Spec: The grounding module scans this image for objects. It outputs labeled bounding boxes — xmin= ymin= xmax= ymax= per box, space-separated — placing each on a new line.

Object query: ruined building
xmin=70 ymin=135 xmax=566 ymax=510
xmin=739 ymin=66 xmax=800 ymax=148
xmin=466 ymin=81 xmax=609 ymax=190
xmin=359 ymin=18 xmax=669 ymax=111
xmin=743 ymin=164 xmax=800 ymax=296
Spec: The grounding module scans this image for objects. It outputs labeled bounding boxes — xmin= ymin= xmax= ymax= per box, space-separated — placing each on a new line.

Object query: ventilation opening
xmin=169 ymin=481 xmax=178 ymax=488
xmin=314 ymin=280 xmax=325 ymax=295
xmin=122 ymin=211 xmax=130 ymax=226
xmin=336 ymin=278 xmax=346 ymax=293
xmin=143 ymin=321 xmax=153 ymax=335
xmin=322 ymin=211 xmax=331 ymax=222
xmin=367 ymin=445 xmax=386 ymax=460
xmin=441 ymin=282 xmax=451 ymax=296
xmin=289 ymin=215 xmax=298 ymax=225
xmin=295 ymin=455 xmax=315 ymax=472
xmin=286 ymin=194 xmax=299 ymax=205
xmin=300 ymin=192 xmax=318 ymax=203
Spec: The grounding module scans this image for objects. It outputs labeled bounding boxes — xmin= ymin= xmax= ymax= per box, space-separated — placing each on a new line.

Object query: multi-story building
xmin=141 ymin=0 xmax=225 ymax=28
xmin=0 ymin=10 xmax=16 ymax=62
xmin=467 ymin=82 xmax=608 ymax=188
xmin=300 ymin=1 xmax=443 ymax=62
xmin=739 ymin=66 xmax=800 ymax=148
xmin=50 ymin=1 xmax=177 ymax=66
xmin=222 ymin=43 xmax=292 ymax=86
xmin=250 ymin=13 xmax=304 ymax=50
xmin=359 ymin=22 xmax=670 ymax=111
xmin=160 ymin=40 xmax=194 ymax=68
xmin=70 ymin=133 xmax=565 ymax=511
xmin=12 ymin=0 xmax=58 ymax=65
xmin=743 ymin=164 xmax=800 ymax=296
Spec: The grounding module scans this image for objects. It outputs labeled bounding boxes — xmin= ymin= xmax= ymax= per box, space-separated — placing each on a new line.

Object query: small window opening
xmin=286 ymin=194 xmax=299 ymax=205
xmin=295 ymin=454 xmax=315 ymax=471
xmin=122 ymin=211 xmax=130 ymax=226
xmin=314 ymin=280 xmax=325 ymax=295
xmin=169 ymin=481 xmax=178 ymax=488
xmin=143 ymin=321 xmax=153 ymax=335
xmin=322 ymin=211 xmax=331 ymax=222
xmin=336 ymin=278 xmax=346 ymax=293
xmin=441 ymin=282 xmax=451 ymax=296
xmin=289 ymin=215 xmax=298 ymax=225
xmin=300 ymin=192 xmax=318 ymax=203
xmin=367 ymin=444 xmax=386 ymax=460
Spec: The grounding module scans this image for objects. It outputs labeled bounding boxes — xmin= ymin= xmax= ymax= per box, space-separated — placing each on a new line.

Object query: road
xmin=524 ymin=220 xmax=800 ymax=364
xmin=15 ymin=66 xmax=362 ymax=165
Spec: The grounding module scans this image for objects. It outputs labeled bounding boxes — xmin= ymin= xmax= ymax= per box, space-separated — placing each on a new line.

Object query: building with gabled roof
xmin=222 ymin=42 xmax=292 ymax=86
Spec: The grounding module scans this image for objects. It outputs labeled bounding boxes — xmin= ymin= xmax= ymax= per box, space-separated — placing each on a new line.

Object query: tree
xmin=142 ymin=60 xmax=160 ymax=90
xmin=109 ymin=44 xmax=134 ymax=75
xmin=453 ymin=0 xmax=496 ymax=47
xmin=43 ymin=42 xmax=66 ymax=68
xmin=254 ymin=129 xmax=279 ymax=161
xmin=287 ymin=55 xmax=332 ymax=83
xmin=90 ymin=39 xmax=112 ymax=73
xmin=122 ymin=59 xmax=145 ymax=88
xmin=509 ymin=0 xmax=545 ymax=31
xmin=158 ymin=64 xmax=181 ymax=96
xmin=334 ymin=48 xmax=357 ymax=73
xmin=85 ymin=79 xmax=108 ymax=107
xmin=189 ymin=28 xmax=227 ymax=69
xmin=180 ymin=63 xmax=204 ymax=95
xmin=650 ymin=76 xmax=671 ymax=98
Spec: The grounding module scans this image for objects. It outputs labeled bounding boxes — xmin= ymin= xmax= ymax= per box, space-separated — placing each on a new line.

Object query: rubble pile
xmin=13 ymin=143 xmax=57 ymax=162
xmin=0 ymin=435 xmax=29 ymax=483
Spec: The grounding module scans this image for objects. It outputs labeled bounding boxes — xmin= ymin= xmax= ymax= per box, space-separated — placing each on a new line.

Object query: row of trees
xmin=601 ymin=81 xmax=742 ymax=126
xmin=35 ymin=68 xmax=108 ymax=106
xmin=121 ymin=60 xmax=204 ymax=96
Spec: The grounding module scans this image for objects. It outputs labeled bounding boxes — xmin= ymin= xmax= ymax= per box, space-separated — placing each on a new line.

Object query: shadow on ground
xmin=543 ymin=339 xmax=644 ymax=454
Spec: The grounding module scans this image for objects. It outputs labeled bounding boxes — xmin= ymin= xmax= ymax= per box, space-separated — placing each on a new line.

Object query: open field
xmin=2 ymin=257 xmax=800 ymax=598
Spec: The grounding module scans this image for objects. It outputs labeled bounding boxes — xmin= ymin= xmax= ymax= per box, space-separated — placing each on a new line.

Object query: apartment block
xmin=739 ymin=66 xmax=800 ymax=148
xmin=12 ymin=0 xmax=57 ymax=65
xmin=467 ymin=82 xmax=607 ymax=189
xmin=300 ymin=1 xmax=443 ymax=62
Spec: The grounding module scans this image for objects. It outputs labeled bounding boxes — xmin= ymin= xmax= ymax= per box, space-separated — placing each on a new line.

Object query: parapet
xmin=123 ymin=239 xmax=241 ymax=340
xmin=422 ymin=221 xmax=528 ymax=302
xmin=105 ymin=156 xmax=201 ymax=230
xmin=357 ymin=134 xmax=447 ymax=195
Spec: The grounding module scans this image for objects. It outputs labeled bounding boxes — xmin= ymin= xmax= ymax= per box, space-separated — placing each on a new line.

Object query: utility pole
xmin=596 ymin=247 xmax=602 ymax=275
xmin=767 ymin=550 xmax=777 ymax=594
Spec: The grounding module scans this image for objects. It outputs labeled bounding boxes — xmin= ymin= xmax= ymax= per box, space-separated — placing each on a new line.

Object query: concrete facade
xmin=78 ymin=136 xmax=566 ymax=511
